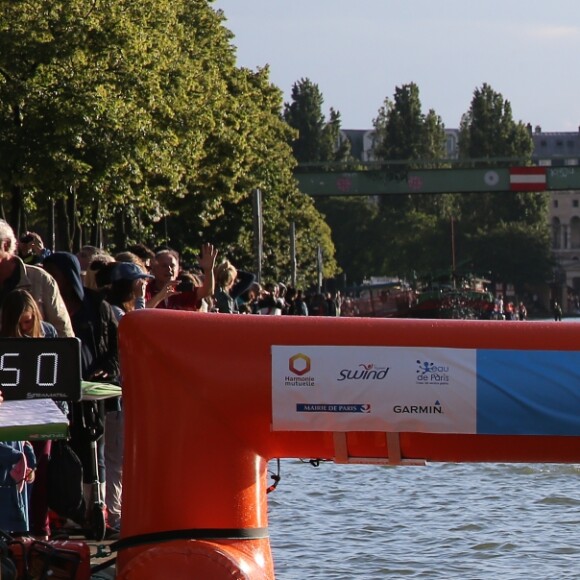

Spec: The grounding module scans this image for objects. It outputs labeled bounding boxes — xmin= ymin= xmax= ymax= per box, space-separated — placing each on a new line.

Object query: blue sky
xmin=213 ymin=0 xmax=580 ymax=132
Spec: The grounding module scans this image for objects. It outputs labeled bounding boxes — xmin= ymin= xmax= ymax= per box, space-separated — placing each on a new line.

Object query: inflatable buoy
xmin=119 ymin=540 xmax=270 ymax=579
xmin=117 ymin=313 xmax=580 ymax=578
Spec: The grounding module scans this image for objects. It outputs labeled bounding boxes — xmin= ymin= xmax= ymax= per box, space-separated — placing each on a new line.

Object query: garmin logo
xmin=337 ymin=363 xmax=390 ymax=382
xmin=393 ymin=401 xmax=443 ymax=414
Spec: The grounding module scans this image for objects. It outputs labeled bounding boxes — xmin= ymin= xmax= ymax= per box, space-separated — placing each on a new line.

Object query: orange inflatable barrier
xmin=116 ymin=312 xmax=580 ymax=579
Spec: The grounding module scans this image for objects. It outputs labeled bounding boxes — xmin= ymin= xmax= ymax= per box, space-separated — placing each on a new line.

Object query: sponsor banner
xmin=272 ymin=346 xmax=580 ymax=435
xmin=271 ymin=346 xmax=477 ymax=432
xmin=477 ymin=350 xmax=580 ymax=436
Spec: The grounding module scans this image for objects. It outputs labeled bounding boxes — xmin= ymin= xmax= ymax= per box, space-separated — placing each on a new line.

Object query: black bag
xmin=0 ymin=534 xmax=17 ymax=580
xmin=46 ymin=440 xmax=85 ymax=522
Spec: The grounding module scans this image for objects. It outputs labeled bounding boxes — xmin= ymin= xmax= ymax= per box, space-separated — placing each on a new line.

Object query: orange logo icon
xmin=289 ymin=353 xmax=311 ymax=376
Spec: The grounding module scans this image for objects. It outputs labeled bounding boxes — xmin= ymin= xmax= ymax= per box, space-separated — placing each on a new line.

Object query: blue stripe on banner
xmin=477 ymin=350 xmax=580 ymax=436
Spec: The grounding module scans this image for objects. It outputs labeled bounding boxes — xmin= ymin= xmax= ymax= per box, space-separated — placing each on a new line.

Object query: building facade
xmin=532 ymin=127 xmax=580 ymax=312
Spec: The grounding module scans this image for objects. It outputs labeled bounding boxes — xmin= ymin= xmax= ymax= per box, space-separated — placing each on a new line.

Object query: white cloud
xmin=523 ymin=25 xmax=580 ymax=40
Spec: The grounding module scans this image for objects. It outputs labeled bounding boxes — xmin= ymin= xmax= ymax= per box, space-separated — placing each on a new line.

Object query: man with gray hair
xmin=0 ymin=219 xmax=73 ymax=337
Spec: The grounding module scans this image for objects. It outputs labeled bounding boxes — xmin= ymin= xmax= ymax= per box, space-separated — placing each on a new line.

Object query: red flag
xmin=509 ymin=167 xmax=547 ymax=191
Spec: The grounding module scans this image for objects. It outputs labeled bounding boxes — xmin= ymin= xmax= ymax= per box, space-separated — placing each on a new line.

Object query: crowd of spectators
xmin=0 ymin=220 xmax=344 ymax=541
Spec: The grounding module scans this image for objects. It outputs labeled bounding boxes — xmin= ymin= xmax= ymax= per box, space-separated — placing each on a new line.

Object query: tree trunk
xmin=56 ymin=197 xmax=71 ymax=251
xmin=47 ymin=197 xmax=56 ymax=252
xmin=9 ymin=185 xmax=25 ymax=236
xmin=91 ymin=199 xmax=100 ymax=247
xmin=66 ymin=187 xmax=78 ymax=252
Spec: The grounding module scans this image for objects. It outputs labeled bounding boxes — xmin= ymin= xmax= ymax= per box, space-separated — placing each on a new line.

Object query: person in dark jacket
xmin=43 ymin=252 xmax=119 ymax=524
xmin=0 ymin=441 xmax=36 ymax=532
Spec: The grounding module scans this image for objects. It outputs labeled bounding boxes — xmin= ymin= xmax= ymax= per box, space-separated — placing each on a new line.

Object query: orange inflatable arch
xmin=115 ymin=312 xmax=580 ymax=579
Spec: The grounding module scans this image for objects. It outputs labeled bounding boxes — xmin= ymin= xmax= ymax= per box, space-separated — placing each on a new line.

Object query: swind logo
xmin=337 ymin=362 xmax=389 ymax=382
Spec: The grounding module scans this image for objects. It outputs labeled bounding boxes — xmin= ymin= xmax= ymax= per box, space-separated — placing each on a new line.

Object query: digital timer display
xmin=0 ymin=337 xmax=81 ymax=401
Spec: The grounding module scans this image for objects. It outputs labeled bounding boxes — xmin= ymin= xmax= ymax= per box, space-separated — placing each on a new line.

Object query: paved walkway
xmin=87 ymin=538 xmax=116 ymax=578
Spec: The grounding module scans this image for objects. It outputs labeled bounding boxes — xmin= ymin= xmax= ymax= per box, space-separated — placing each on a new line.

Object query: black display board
xmin=0 ymin=337 xmax=81 ymax=401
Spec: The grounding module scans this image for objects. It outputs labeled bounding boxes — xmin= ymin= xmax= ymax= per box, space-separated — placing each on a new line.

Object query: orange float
xmin=115 ymin=312 xmax=580 ymax=579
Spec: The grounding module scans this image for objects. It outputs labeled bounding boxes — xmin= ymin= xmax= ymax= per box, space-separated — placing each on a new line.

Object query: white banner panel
xmin=272 ymin=346 xmax=477 ymax=433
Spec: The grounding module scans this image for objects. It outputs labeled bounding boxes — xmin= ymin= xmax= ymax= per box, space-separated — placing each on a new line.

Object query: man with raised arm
xmin=145 ymin=243 xmax=218 ymax=311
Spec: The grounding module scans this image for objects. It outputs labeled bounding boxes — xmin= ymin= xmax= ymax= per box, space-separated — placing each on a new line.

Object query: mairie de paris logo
xmin=289 ymin=353 xmax=311 ymax=376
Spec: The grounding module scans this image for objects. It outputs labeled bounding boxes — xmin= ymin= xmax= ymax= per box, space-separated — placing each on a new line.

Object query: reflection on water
xmin=268 ymin=461 xmax=580 ymax=579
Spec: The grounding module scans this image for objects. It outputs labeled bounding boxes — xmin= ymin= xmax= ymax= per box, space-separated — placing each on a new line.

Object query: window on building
xmin=574 ymin=200 xmax=579 ymax=208
xmin=552 ymin=218 xmax=562 ymax=249
xmin=571 ymin=217 xmax=580 ymax=249
xmin=554 ymin=200 xmax=559 ymax=208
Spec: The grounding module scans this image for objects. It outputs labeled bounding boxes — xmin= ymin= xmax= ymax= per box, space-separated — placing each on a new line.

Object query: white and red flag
xmin=509 ymin=167 xmax=547 ymax=191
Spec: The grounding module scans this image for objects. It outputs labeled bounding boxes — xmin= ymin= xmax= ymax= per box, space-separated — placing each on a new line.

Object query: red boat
xmin=345 ymin=279 xmax=416 ymax=318
xmin=408 ymin=277 xmax=495 ymax=319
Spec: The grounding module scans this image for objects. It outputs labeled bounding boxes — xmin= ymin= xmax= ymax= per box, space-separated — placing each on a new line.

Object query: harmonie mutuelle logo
xmin=285 ymin=353 xmax=315 ymax=387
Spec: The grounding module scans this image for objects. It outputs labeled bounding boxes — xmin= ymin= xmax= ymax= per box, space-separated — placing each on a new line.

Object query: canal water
xmin=268 ymin=318 xmax=580 ymax=579
xmin=268 ymin=460 xmax=580 ymax=579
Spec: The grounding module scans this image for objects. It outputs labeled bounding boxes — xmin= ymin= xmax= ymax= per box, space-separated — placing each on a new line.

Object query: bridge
xmin=295 ymin=165 xmax=580 ymax=196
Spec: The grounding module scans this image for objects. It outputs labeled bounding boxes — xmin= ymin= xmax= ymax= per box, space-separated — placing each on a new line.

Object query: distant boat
xmin=408 ymin=276 xmax=495 ymax=319
xmin=343 ymin=279 xmax=416 ymax=318
xmin=342 ymin=275 xmax=495 ymax=320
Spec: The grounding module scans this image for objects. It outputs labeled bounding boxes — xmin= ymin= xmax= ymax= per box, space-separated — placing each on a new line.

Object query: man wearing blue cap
xmin=108 ymin=262 xmax=154 ymax=320
xmin=104 ymin=260 xmax=154 ymax=534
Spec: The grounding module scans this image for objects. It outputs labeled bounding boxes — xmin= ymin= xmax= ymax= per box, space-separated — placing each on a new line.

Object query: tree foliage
xmin=0 ymin=1 xmax=336 ymax=286
xmin=283 ymin=78 xmax=350 ymax=166
xmin=373 ymin=83 xmax=446 ymax=164
xmin=457 ymin=83 xmax=552 ymax=287
xmin=459 ymin=83 xmax=533 ymax=161
xmin=370 ymin=83 xmax=455 ymax=278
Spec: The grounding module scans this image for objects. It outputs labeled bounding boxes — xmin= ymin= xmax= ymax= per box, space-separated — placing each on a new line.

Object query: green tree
xmin=467 ymin=223 xmax=553 ymax=289
xmin=0 ymin=1 xmax=337 ymax=288
xmin=312 ymin=196 xmax=379 ymax=285
xmin=283 ymin=76 xmax=375 ymax=284
xmin=372 ymin=83 xmax=446 ymax=162
xmin=283 ymin=78 xmax=350 ymax=166
xmin=0 ymin=0 xmax=205 ymax=245
xmin=457 ymin=83 xmax=551 ymax=288
xmin=458 ymin=83 xmax=544 ymax=227
xmin=168 ymin=66 xmax=338 ymax=286
xmin=459 ymin=83 xmax=532 ymax=160
xmin=371 ymin=82 xmax=454 ymax=276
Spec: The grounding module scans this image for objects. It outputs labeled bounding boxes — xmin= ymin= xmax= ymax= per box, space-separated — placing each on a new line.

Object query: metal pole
xmin=49 ymin=197 xmax=56 ymax=251
xmin=451 ymin=216 xmax=456 ymax=288
xmin=252 ymin=189 xmax=263 ymax=284
xmin=317 ymin=244 xmax=323 ymax=293
xmin=290 ymin=222 xmax=297 ymax=288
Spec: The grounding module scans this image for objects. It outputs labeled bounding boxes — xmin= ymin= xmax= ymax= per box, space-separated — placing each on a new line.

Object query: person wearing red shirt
xmin=145 ymin=243 xmax=218 ymax=311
